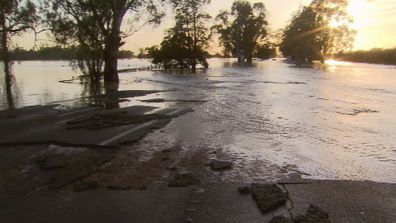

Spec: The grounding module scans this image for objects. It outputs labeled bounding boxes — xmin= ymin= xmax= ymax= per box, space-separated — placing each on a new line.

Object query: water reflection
xmin=1 ymin=62 xmax=16 ymax=110
xmin=0 ymin=60 xmax=154 ymax=110
xmin=77 ymin=75 xmax=121 ymax=109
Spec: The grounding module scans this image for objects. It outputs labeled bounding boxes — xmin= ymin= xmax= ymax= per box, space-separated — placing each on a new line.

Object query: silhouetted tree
xmin=44 ymin=0 xmax=164 ymax=83
xmin=254 ymin=43 xmax=276 ymax=59
xmin=0 ymin=0 xmax=38 ymax=109
xmin=151 ymin=0 xmax=211 ymax=72
xmin=213 ymin=0 xmax=268 ymax=63
xmin=280 ymin=0 xmax=355 ymax=66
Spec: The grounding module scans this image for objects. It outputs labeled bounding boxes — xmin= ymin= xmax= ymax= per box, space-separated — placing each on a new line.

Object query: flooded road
xmin=1 ymin=58 xmax=396 ymax=184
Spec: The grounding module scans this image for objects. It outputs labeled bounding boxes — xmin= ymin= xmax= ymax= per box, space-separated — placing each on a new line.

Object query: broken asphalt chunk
xmin=251 ymin=183 xmax=288 ymax=214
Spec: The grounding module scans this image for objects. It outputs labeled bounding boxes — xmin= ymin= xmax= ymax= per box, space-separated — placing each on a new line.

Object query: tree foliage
xmin=43 ymin=0 xmax=164 ymax=82
xmin=1 ymin=0 xmax=38 ymax=109
xmin=280 ymin=0 xmax=355 ymax=65
xmin=151 ymin=0 xmax=211 ymax=72
xmin=0 ymin=46 xmax=134 ymax=61
xmin=254 ymin=43 xmax=276 ymax=59
xmin=0 ymin=0 xmax=38 ymax=67
xmin=213 ymin=0 xmax=268 ymax=63
xmin=335 ymin=48 xmax=396 ymax=65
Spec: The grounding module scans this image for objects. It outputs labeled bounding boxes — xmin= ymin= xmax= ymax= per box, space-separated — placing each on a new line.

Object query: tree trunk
xmin=103 ymin=11 xmax=125 ymax=83
xmin=1 ymin=13 xmax=14 ymax=109
xmin=191 ymin=62 xmax=196 ymax=73
xmin=246 ymin=55 xmax=253 ymax=63
xmin=104 ymin=81 xmax=120 ymax=109
xmin=237 ymin=53 xmax=245 ymax=63
xmin=246 ymin=48 xmax=253 ymax=63
xmin=103 ymin=36 xmax=120 ymax=83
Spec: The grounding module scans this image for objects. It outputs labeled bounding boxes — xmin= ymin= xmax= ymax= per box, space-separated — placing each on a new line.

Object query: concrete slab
xmin=284 ymin=180 xmax=396 ymax=223
xmin=0 ymin=105 xmax=192 ymax=147
xmin=185 ymin=183 xmax=289 ymax=223
xmin=0 ymin=181 xmax=395 ymax=223
xmin=97 ymin=90 xmax=165 ymax=99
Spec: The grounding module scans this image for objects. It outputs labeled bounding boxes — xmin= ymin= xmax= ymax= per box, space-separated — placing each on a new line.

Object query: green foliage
xmin=151 ymin=0 xmax=211 ymax=71
xmin=335 ymin=48 xmax=396 ymax=65
xmin=43 ymin=0 xmax=164 ymax=81
xmin=254 ymin=43 xmax=276 ymax=59
xmin=118 ymin=50 xmax=135 ymax=59
xmin=9 ymin=46 xmax=77 ymax=60
xmin=213 ymin=0 xmax=268 ymax=63
xmin=1 ymin=0 xmax=39 ymax=109
xmin=0 ymin=46 xmax=135 ymax=61
xmin=0 ymin=0 xmax=38 ymax=35
xmin=280 ymin=0 xmax=355 ymax=65
xmin=0 ymin=0 xmax=38 ymax=62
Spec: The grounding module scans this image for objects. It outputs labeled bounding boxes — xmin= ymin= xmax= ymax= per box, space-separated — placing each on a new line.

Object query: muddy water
xmin=1 ymin=58 xmax=396 ymax=183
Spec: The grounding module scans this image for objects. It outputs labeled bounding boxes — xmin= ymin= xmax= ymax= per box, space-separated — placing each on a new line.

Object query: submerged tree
xmin=0 ymin=0 xmax=38 ymax=109
xmin=44 ymin=0 xmax=164 ymax=83
xmin=213 ymin=0 xmax=268 ymax=63
xmin=280 ymin=0 xmax=355 ymax=65
xmin=151 ymin=0 xmax=211 ymax=72
xmin=254 ymin=43 xmax=276 ymax=59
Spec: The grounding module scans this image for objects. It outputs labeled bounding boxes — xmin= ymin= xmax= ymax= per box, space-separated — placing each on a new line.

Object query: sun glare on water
xmin=325 ymin=59 xmax=351 ymax=66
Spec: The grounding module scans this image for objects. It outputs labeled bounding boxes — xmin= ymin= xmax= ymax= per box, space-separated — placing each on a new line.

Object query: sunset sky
xmin=15 ymin=0 xmax=396 ymax=52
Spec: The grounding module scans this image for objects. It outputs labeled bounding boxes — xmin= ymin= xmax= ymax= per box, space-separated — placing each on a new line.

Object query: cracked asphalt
xmin=1 ymin=181 xmax=396 ymax=223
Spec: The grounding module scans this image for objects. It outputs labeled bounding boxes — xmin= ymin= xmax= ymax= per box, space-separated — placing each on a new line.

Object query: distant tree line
xmin=0 ymin=47 xmax=134 ymax=61
xmin=334 ymin=48 xmax=396 ymax=65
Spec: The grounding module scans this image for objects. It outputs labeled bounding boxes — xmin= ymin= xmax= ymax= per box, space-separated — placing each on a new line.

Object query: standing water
xmin=1 ymin=58 xmax=396 ymax=183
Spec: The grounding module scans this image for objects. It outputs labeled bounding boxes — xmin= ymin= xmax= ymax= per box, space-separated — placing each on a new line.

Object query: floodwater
xmin=1 ymin=58 xmax=396 ymax=183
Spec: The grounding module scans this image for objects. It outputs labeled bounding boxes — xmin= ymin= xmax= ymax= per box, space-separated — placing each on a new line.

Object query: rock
xmin=294 ymin=205 xmax=331 ymax=223
xmin=238 ymin=186 xmax=251 ymax=194
xmin=73 ymin=181 xmax=98 ymax=192
xmin=268 ymin=216 xmax=294 ymax=223
xmin=40 ymin=156 xmax=68 ymax=170
xmin=251 ymin=184 xmax=288 ymax=214
xmin=210 ymin=160 xmax=233 ymax=171
xmin=168 ymin=173 xmax=201 ymax=187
